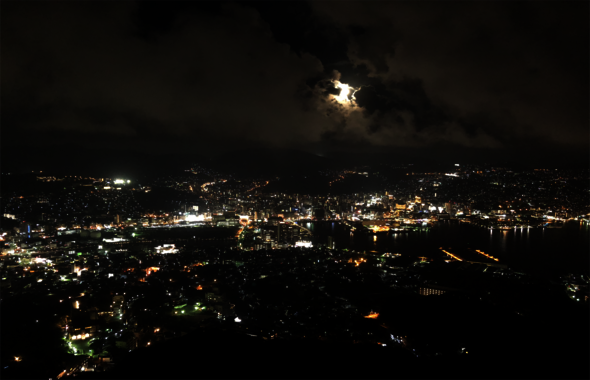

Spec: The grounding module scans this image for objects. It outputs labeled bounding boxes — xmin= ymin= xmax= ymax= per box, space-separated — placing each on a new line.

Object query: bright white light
xmin=332 ymin=80 xmax=359 ymax=105
xmin=234 ymin=317 xmax=241 ymax=323
xmin=113 ymin=179 xmax=125 ymax=184
xmin=186 ymin=214 xmax=205 ymax=222
xmin=335 ymin=82 xmax=350 ymax=102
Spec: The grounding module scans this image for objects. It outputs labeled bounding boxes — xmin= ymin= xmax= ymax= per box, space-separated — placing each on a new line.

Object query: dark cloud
xmin=2 ymin=1 xmax=588 ymax=170
xmin=311 ymin=1 xmax=589 ymax=150
xmin=3 ymin=2 xmax=332 ymax=154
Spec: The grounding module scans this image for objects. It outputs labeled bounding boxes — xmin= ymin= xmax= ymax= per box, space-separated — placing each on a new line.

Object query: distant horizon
xmin=3 ymin=145 xmax=588 ymax=180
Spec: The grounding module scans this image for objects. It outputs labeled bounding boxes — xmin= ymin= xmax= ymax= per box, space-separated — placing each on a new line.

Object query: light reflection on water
xmin=309 ymin=220 xmax=589 ymax=274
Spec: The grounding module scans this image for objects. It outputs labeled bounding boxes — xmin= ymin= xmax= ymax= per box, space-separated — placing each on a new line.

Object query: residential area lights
xmin=348 ymin=257 xmax=367 ymax=267
xmin=1 ymin=163 xmax=588 ymax=378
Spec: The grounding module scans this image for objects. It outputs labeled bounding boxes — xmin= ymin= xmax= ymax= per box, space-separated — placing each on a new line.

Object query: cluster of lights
xmin=71 ymin=333 xmax=90 ymax=340
xmin=369 ymin=226 xmax=389 ymax=233
xmin=419 ymin=288 xmax=446 ymax=296
xmin=348 ymin=257 xmax=367 ymax=267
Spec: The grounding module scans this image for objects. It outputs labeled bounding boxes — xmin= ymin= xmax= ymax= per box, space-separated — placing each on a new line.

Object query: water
xmin=304 ymin=220 xmax=590 ymax=275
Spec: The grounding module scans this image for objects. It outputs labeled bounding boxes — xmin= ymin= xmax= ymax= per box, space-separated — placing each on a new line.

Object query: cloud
xmin=2 ymin=1 xmax=587 ymax=163
xmin=311 ymin=1 xmax=589 ymax=148
xmin=3 ymin=2 xmax=331 ymax=152
xmin=308 ymin=70 xmax=501 ymax=150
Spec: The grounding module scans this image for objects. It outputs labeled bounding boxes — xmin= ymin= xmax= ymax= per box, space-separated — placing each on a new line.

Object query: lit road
xmin=201 ymin=179 xmax=227 ymax=192
xmin=246 ymin=180 xmax=269 ymax=192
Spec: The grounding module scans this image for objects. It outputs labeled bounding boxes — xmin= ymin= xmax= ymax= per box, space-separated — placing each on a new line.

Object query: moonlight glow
xmin=332 ymin=80 xmax=359 ymax=105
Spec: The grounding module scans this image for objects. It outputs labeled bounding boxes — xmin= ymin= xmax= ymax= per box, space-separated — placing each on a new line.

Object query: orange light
xmin=349 ymin=257 xmax=367 ymax=267
xmin=475 ymin=250 xmax=499 ymax=262
xmin=369 ymin=226 xmax=389 ymax=233
xmin=364 ymin=312 xmax=379 ymax=319
xmin=441 ymin=249 xmax=462 ymax=261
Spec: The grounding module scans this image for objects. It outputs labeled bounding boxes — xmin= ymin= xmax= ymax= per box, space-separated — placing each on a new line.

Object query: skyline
xmin=2 ymin=160 xmax=589 ymax=378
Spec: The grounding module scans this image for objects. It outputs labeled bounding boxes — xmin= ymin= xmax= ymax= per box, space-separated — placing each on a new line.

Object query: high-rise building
xmin=444 ymin=203 xmax=452 ymax=214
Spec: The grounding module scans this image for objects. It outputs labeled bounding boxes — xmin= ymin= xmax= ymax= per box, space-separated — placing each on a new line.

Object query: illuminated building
xmin=419 ymin=287 xmax=446 ymax=296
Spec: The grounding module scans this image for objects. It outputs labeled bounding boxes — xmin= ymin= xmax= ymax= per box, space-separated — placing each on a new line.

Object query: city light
xmin=1 ymin=161 xmax=585 ymax=375
xmin=440 ymin=249 xmax=462 ymax=261
xmin=368 ymin=225 xmax=389 ymax=233
xmin=475 ymin=249 xmax=499 ymax=262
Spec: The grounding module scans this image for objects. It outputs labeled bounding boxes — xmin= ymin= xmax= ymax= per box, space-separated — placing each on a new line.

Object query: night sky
xmin=3 ymin=1 xmax=588 ymax=172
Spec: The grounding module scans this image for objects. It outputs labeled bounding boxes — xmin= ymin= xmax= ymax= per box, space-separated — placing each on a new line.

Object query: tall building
xmin=444 ymin=203 xmax=452 ymax=214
